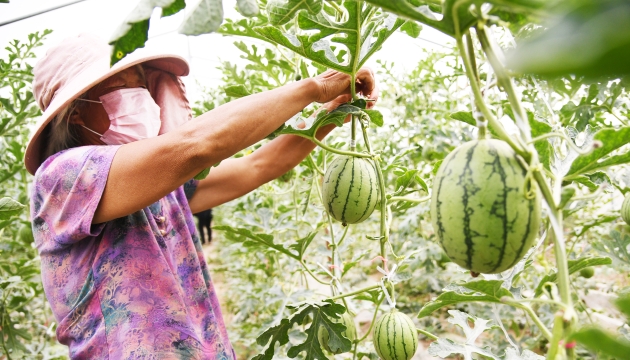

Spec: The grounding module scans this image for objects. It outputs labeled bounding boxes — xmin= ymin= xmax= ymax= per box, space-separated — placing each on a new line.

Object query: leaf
xmin=571 ymin=171 xmax=611 ymax=192
xmin=565 ymin=126 xmax=630 ymax=178
xmin=504 ymin=348 xmax=545 ymax=360
xmin=289 ymin=232 xmax=317 ymax=260
xmin=364 ymin=109 xmax=384 ymax=127
xmin=236 ymin=0 xmax=259 ymax=17
xmin=418 ymin=280 xmax=512 ymax=317
xmin=428 ymin=311 xmax=499 ymax=360
xmin=266 ymin=0 xmax=323 ymax=26
xmin=255 ymin=2 xmax=404 ymax=73
xmin=194 ymin=167 xmax=211 ymax=180
xmin=213 ymin=225 xmax=300 ymax=260
xmin=277 ymin=104 xmax=360 ymax=138
xmin=179 ymin=0 xmax=224 ymax=36
xmin=615 ymin=292 xmax=630 ymax=319
xmin=450 ymin=111 xmax=475 ymax=126
xmin=534 ymin=256 xmax=612 ymax=297
xmin=394 ymin=169 xmax=427 ymax=195
xmin=508 ymin=0 xmax=630 ymax=79
xmin=529 ymin=113 xmax=552 ymax=170
xmin=592 ymin=230 xmax=630 ymax=266
xmin=569 ymin=327 xmax=630 ymax=358
xmin=224 ymin=84 xmax=252 ymax=98
xmin=0 ymin=197 xmax=25 ymax=220
xmin=253 ymin=301 xmax=352 ymax=360
xmin=363 ymin=0 xmax=477 ymax=37
xmin=400 ymin=21 xmax=422 ymax=38
xmin=109 ymin=0 xmax=184 ymax=65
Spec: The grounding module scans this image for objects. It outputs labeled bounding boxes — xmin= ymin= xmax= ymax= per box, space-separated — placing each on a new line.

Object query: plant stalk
xmin=329 ymin=284 xmax=381 ymax=301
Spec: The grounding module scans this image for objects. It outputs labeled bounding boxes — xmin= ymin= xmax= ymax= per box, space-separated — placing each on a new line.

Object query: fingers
xmin=355 ymin=67 xmax=378 ymax=103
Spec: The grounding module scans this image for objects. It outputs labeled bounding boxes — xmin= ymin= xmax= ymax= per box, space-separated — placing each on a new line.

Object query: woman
xmin=26 ymin=34 xmax=378 ymax=359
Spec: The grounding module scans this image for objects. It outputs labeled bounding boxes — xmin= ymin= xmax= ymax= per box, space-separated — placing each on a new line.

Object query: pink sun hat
xmin=25 ymin=33 xmax=190 ymax=175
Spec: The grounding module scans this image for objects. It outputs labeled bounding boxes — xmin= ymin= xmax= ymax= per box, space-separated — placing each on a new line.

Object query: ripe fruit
xmin=579 ymin=267 xmax=595 ymax=278
xmin=373 ymin=309 xmax=418 ymax=360
xmin=621 ymin=193 xmax=630 ymax=225
xmin=318 ymin=311 xmax=357 ymax=354
xmin=322 ymin=156 xmax=379 ymax=225
xmin=431 ymin=139 xmax=541 ymax=274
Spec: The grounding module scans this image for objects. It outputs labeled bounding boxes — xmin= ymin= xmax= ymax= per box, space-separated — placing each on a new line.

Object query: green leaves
xmin=253 ymin=301 xmax=352 ymax=360
xmin=0 ymin=198 xmax=25 ymax=220
xmin=564 ymin=126 xmax=630 ymax=179
xmin=255 ymin=1 xmax=404 ymax=73
xmin=236 ymin=0 xmax=259 ymax=17
xmin=533 ymin=256 xmax=611 ymax=297
xmin=569 ymin=327 xmax=630 ymax=358
xmin=418 ymin=280 xmax=513 ymax=317
xmin=266 ymin=0 xmax=323 ymax=26
xmin=180 ymin=0 xmax=224 ymax=35
xmin=214 ymin=225 xmax=317 ymax=260
xmin=277 ymin=104 xmax=360 ymax=138
xmin=109 ymin=0 xmax=186 ymax=65
xmin=428 ymin=310 xmax=499 ymax=360
xmin=509 ymin=0 xmax=630 ymax=79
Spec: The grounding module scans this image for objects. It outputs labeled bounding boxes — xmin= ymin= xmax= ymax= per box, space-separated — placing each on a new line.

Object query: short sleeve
xmin=30 ymin=146 xmax=120 ymax=249
xmin=183 ymin=179 xmax=199 ymax=201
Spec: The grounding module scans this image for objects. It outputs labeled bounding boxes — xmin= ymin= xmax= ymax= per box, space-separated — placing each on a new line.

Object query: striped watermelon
xmin=622 ymin=193 xmax=630 ymax=225
xmin=373 ymin=310 xmax=418 ymax=360
xmin=322 ymin=156 xmax=379 ymax=225
xmin=318 ymin=311 xmax=357 ymax=354
xmin=431 ymin=139 xmax=541 ymax=274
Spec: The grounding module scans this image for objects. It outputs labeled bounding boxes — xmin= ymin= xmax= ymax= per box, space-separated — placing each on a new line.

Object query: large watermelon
xmin=621 ymin=193 xmax=630 ymax=225
xmin=373 ymin=310 xmax=418 ymax=360
xmin=318 ymin=311 xmax=357 ymax=354
xmin=322 ymin=155 xmax=379 ymax=225
xmin=431 ymin=139 xmax=541 ymax=274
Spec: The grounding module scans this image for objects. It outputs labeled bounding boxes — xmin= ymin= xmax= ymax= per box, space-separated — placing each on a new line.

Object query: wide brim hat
xmin=25 ymin=33 xmax=189 ymax=175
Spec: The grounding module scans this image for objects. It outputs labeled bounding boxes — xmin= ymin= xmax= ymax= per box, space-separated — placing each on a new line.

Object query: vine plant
xmin=110 ymin=0 xmax=630 ymax=359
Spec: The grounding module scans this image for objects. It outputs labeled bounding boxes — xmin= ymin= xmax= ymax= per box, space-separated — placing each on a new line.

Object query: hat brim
xmin=25 ymin=50 xmax=189 ymax=175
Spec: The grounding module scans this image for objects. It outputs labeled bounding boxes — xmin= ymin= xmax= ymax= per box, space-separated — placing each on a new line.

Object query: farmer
xmin=26 ymin=34 xmax=378 ymax=359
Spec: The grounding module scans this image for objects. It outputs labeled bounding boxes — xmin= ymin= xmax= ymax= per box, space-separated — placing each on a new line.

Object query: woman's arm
xmin=92 ymin=69 xmax=376 ymax=223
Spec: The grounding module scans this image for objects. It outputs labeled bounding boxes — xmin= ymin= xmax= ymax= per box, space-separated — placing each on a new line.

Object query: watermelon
xmin=373 ymin=310 xmax=418 ymax=360
xmin=318 ymin=311 xmax=357 ymax=354
xmin=431 ymin=139 xmax=541 ymax=274
xmin=322 ymin=155 xmax=379 ymax=225
xmin=622 ymin=193 xmax=630 ymax=225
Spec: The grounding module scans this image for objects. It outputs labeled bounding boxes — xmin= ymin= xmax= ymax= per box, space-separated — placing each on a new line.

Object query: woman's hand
xmin=313 ymin=67 xmax=379 ymax=109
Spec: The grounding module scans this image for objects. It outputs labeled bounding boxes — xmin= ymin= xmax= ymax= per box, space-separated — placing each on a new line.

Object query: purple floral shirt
xmin=30 ymin=145 xmax=235 ymax=360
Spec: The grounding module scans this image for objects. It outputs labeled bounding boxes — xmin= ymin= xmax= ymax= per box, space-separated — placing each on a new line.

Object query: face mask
xmin=78 ymin=87 xmax=161 ymax=145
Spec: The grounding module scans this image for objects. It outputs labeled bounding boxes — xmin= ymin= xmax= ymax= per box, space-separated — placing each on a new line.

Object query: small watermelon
xmin=322 ymin=156 xmax=379 ymax=225
xmin=318 ymin=311 xmax=357 ymax=354
xmin=373 ymin=310 xmax=418 ymax=360
xmin=431 ymin=139 xmax=541 ymax=274
xmin=621 ymin=193 xmax=630 ymax=225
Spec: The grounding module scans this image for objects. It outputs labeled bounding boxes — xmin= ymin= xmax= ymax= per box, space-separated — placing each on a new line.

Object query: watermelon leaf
xmin=529 ymin=113 xmax=552 ymax=170
xmin=591 ymin=230 xmax=630 ymax=266
xmin=179 ymin=0 xmax=225 ymax=35
xmin=252 ymin=301 xmax=351 ymax=360
xmin=224 ymin=84 xmax=252 ymax=98
xmin=254 ymin=2 xmax=404 ymax=73
xmin=0 ymin=197 xmax=25 ymax=220
xmin=277 ymin=104 xmax=361 ymax=139
xmin=400 ymin=20 xmax=422 ymax=38
xmin=288 ymin=232 xmax=318 ymax=260
xmin=213 ymin=225 xmax=301 ymax=260
xmin=533 ymin=256 xmax=612 ymax=297
xmin=364 ymin=109 xmax=384 ymax=127
xmin=428 ymin=310 xmax=500 ymax=359
xmin=568 ymin=328 xmax=630 ymax=358
xmin=418 ymin=280 xmax=513 ymax=317
xmin=449 ymin=111 xmax=475 ymax=126
xmin=109 ymin=0 xmax=185 ymax=66
xmin=503 ymin=348 xmax=545 ymax=360
xmin=236 ymin=0 xmax=259 ymax=17
xmin=564 ymin=127 xmax=630 ymax=179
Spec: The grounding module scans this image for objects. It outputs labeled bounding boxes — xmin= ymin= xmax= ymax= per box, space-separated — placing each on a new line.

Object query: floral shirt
xmin=30 ymin=146 xmax=235 ymax=360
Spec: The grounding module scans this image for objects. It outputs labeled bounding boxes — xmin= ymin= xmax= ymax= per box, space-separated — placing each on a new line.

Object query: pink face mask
xmin=79 ymin=88 xmax=161 ymax=145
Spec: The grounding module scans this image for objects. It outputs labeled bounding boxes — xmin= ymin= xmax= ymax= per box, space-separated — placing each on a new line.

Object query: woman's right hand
xmin=312 ymin=67 xmax=378 ymax=106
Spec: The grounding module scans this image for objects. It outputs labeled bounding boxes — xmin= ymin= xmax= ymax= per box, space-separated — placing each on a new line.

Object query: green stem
xmin=351 ymin=114 xmax=357 ymax=150
xmin=452 ymin=14 xmax=527 ymax=160
xmin=476 ymin=24 xmax=532 ymax=142
xmin=529 ymin=132 xmax=594 ymax=156
xmin=300 ymin=260 xmax=330 ymax=285
xmin=329 ymin=284 xmax=381 ymax=301
xmin=417 ymin=328 xmax=439 ymax=341
xmin=360 ymin=119 xmax=388 ymax=258
xmin=388 ymin=195 xmax=431 ymax=204
xmin=357 ymin=295 xmax=384 ymax=342
xmin=337 ymin=225 xmax=350 ymax=248
xmin=307 ymin=153 xmax=324 ymax=176
xmin=311 ymin=134 xmax=371 ymax=158
xmin=504 ymin=301 xmax=553 ymax=341
xmin=547 ymin=312 xmax=565 ymax=360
